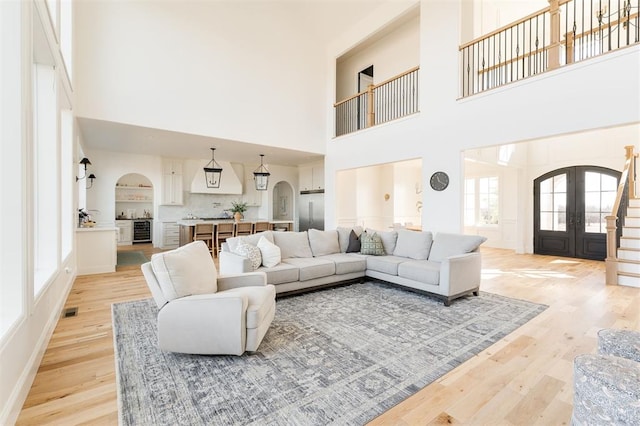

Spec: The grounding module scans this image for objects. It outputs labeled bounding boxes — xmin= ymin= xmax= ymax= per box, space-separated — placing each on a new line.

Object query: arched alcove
xmin=115 ymin=173 xmax=153 ymax=219
xmin=272 ymin=180 xmax=294 ymax=222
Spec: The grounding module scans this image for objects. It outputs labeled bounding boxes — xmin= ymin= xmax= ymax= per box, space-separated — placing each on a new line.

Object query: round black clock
xmin=430 ymin=171 xmax=449 ymax=191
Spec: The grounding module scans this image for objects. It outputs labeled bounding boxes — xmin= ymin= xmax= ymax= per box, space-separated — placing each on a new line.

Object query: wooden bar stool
xmin=235 ymin=222 xmax=253 ymax=237
xmin=253 ymin=221 xmax=270 ymax=234
xmin=215 ymin=222 xmax=235 ymax=257
xmin=193 ymin=223 xmax=214 ymax=255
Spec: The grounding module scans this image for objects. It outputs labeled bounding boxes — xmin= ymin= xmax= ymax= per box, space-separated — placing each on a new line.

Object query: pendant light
xmin=204 ymin=148 xmax=223 ymax=188
xmin=253 ymin=154 xmax=271 ymax=191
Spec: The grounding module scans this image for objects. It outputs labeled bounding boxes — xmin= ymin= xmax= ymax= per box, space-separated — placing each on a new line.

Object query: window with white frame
xmin=33 ymin=63 xmax=59 ymax=295
xmin=0 ymin=0 xmax=24 ymax=339
xmin=464 ymin=176 xmax=499 ymax=226
xmin=61 ymin=109 xmax=73 ymax=259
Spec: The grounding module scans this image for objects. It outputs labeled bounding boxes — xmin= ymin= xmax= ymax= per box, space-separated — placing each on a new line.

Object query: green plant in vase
xmin=229 ymin=201 xmax=248 ymax=222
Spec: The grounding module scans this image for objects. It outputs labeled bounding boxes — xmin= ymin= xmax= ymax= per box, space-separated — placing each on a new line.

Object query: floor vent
xmin=62 ymin=307 xmax=78 ymax=318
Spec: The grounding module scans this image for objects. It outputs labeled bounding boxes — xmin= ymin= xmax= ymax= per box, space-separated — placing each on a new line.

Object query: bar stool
xmin=193 ymin=223 xmax=214 ymax=255
xmin=235 ymin=222 xmax=253 ymax=237
xmin=215 ymin=222 xmax=235 ymax=257
xmin=253 ymin=221 xmax=270 ymax=234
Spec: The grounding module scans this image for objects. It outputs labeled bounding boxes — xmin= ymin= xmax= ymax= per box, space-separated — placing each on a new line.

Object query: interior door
xmin=534 ymin=166 xmax=621 ymax=260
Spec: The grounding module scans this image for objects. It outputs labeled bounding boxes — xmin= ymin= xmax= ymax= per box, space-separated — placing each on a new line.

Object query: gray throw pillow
xmin=360 ymin=231 xmax=385 ymax=255
xmin=337 ymin=226 xmax=363 ymax=252
xmin=346 ymin=230 xmax=361 ymax=253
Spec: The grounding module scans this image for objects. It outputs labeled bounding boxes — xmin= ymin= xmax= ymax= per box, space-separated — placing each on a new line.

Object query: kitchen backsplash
xmin=157 ymin=192 xmax=255 ymax=221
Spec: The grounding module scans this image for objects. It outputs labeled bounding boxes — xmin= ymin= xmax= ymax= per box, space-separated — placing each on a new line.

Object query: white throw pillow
xmin=233 ymin=240 xmax=262 ymax=270
xmin=308 ymin=229 xmax=340 ymax=256
xmin=273 ymin=231 xmax=313 ymax=259
xmin=257 ymin=236 xmax=281 ymax=268
xmin=393 ymin=230 xmax=433 ymax=260
xmin=227 ymin=230 xmax=274 ymax=253
xmin=150 ymin=240 xmax=217 ymax=301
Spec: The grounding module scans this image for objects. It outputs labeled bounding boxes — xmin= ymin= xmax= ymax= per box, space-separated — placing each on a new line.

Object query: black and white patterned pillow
xmin=233 ymin=240 xmax=262 ymax=270
xmin=360 ymin=231 xmax=385 ymax=255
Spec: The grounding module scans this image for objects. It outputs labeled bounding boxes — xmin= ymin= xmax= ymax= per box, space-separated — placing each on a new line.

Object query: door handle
xmin=568 ymin=213 xmax=575 ymax=228
xmin=576 ymin=212 xmax=583 ymax=226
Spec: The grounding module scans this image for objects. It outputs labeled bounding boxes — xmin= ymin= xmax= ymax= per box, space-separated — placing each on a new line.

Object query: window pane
xmin=540 ymin=212 xmax=554 ymax=230
xmin=601 ymin=191 xmax=615 ymax=212
xmin=555 ymin=212 xmax=566 ymax=231
xmin=601 ymin=174 xmax=617 ymax=192
xmin=540 ymin=194 xmax=553 ymax=211
xmin=585 ymin=172 xmax=600 ymax=191
xmin=553 ymin=174 xmax=567 ymax=192
xmin=553 ymin=193 xmax=566 ymax=214
xmin=540 ymin=177 xmax=553 ymax=193
xmin=584 ymin=192 xmax=601 ymax=213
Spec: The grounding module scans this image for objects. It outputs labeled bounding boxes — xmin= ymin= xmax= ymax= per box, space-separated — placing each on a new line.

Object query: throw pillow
xmin=346 ymin=229 xmax=361 ymax=253
xmin=360 ymin=231 xmax=385 ymax=255
xmin=150 ymin=240 xmax=217 ymax=301
xmin=428 ymin=233 xmax=488 ymax=262
xmin=366 ymin=228 xmax=398 ymax=255
xmin=308 ymin=229 xmax=340 ymax=256
xmin=393 ymin=229 xmax=433 ymax=260
xmin=337 ymin=226 xmax=362 ymax=252
xmin=233 ymin=240 xmax=262 ymax=271
xmin=273 ymin=231 xmax=313 ymax=259
xmin=257 ymin=236 xmax=281 ymax=268
xmin=226 ymin=230 xmax=274 ymax=253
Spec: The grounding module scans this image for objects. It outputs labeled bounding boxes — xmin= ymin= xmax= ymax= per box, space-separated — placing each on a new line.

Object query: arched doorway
xmin=272 ymin=181 xmax=293 ymax=222
xmin=533 ymin=166 xmax=622 ymax=260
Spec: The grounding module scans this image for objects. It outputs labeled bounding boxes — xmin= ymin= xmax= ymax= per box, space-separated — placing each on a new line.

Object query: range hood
xmin=190 ymin=160 xmax=243 ymax=194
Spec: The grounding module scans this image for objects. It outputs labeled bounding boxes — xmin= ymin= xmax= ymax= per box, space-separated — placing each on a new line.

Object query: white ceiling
xmin=76 ymin=0 xmax=399 ymax=166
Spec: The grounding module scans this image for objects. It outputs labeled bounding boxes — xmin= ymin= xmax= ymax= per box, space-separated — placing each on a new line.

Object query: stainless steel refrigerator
xmin=299 ymin=190 xmax=324 ymax=231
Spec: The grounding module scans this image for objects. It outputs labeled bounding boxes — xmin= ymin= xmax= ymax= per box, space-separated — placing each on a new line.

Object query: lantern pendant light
xmin=253 ymin=154 xmax=271 ymax=191
xmin=204 ymin=147 xmax=223 ymax=188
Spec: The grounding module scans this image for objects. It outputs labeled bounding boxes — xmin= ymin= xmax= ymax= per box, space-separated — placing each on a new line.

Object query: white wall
xmin=324 ymin=0 xmax=640 ymax=238
xmin=74 ymin=1 xmax=328 ymax=154
xmin=336 ymin=11 xmax=420 ymax=101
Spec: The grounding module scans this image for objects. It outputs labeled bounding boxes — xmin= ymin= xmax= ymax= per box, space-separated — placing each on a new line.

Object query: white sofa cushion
xmin=308 ymin=229 xmax=340 ymax=256
xmin=319 ymin=253 xmax=367 ymax=275
xmin=257 ymin=263 xmax=299 ymax=284
xmin=233 ymin=240 xmax=262 ymax=270
xmin=273 ymin=231 xmax=313 ymax=259
xmin=150 ymin=240 xmax=217 ymax=301
xmin=366 ymin=255 xmax=407 ymax=276
xmin=397 ymin=260 xmax=441 ymax=285
xmin=258 ymin=236 xmax=281 ymax=268
xmin=393 ymin=230 xmax=433 ymax=260
xmin=227 ymin=230 xmax=274 ymax=253
xmin=428 ymin=233 xmax=487 ymax=262
xmin=282 ymin=257 xmax=336 ymax=281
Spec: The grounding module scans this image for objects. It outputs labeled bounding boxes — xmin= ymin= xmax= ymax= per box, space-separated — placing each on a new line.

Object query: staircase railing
xmin=334 ymin=66 xmax=419 ymax=137
xmin=605 ymin=145 xmax=637 ymax=285
xmin=459 ymin=0 xmax=640 ymax=97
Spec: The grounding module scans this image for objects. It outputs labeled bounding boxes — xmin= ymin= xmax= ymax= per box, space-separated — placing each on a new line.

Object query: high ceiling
xmin=77 ymin=0 xmax=399 ymax=166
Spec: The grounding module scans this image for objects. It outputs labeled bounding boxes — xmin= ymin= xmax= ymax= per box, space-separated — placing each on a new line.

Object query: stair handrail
xmin=605 ymin=145 xmax=636 ymax=285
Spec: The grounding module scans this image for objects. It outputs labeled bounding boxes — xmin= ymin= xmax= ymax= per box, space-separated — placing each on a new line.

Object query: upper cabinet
xmin=299 ymin=163 xmax=324 ymax=192
xmin=161 ymin=159 xmax=183 ymax=205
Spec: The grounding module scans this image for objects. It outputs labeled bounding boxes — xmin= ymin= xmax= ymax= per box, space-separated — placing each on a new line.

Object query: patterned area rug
xmin=116 ymin=250 xmax=149 ymax=266
xmin=113 ymin=282 xmax=547 ymax=425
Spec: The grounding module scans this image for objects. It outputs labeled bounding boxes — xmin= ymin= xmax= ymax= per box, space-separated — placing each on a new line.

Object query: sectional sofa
xmin=219 ymin=227 xmax=486 ymax=306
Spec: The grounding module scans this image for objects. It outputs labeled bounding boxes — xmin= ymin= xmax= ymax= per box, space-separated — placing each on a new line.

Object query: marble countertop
xmin=176 ymin=219 xmax=293 ymax=227
xmin=76 ymin=226 xmax=118 ymax=232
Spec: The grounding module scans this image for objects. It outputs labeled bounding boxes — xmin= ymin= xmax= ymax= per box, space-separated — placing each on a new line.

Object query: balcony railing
xmin=334 ymin=66 xmax=419 ymax=137
xmin=460 ymin=0 xmax=640 ymax=97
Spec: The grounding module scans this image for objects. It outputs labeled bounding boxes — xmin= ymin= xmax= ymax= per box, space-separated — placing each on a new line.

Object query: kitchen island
xmin=76 ymin=226 xmax=118 ymax=275
xmin=177 ymin=219 xmax=294 ymax=247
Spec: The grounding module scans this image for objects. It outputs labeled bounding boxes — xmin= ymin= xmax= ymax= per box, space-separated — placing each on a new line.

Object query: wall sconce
xmin=204 ymin=147 xmax=223 ymax=188
xmin=253 ymin=154 xmax=271 ymax=191
xmin=76 ymin=157 xmax=97 ymax=189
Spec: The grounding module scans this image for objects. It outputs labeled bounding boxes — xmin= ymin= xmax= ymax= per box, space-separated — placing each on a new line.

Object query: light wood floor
xmin=16 ymin=246 xmax=640 ymax=425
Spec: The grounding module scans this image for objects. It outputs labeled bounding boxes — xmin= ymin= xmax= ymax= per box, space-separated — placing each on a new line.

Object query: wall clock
xmin=430 ymin=171 xmax=449 ymax=191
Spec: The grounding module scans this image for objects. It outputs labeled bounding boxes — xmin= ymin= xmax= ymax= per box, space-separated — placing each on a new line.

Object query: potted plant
xmin=229 ymin=201 xmax=248 ymax=222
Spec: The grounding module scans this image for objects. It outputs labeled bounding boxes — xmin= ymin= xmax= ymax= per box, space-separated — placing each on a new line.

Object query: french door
xmin=534 ymin=166 xmax=621 ymax=260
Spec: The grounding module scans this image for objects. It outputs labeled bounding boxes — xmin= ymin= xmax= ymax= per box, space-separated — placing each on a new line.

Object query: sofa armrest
xmin=219 ymin=250 xmax=253 ymax=274
xmin=158 ymin=293 xmax=249 ymax=355
xmin=439 ymin=252 xmax=482 ymax=296
xmin=217 ymin=272 xmax=267 ymax=291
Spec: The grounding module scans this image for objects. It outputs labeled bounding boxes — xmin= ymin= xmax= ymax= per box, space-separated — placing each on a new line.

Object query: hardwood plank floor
xmin=16 ymin=247 xmax=640 ymax=425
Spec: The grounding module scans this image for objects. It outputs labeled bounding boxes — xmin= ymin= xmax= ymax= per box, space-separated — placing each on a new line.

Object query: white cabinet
xmin=299 ymin=164 xmax=324 ymax=191
xmin=76 ymin=228 xmax=117 ymax=275
xmin=116 ymin=220 xmax=133 ymax=245
xmin=161 ymin=222 xmax=180 ymax=249
xmin=161 ymin=159 xmax=183 ymax=205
